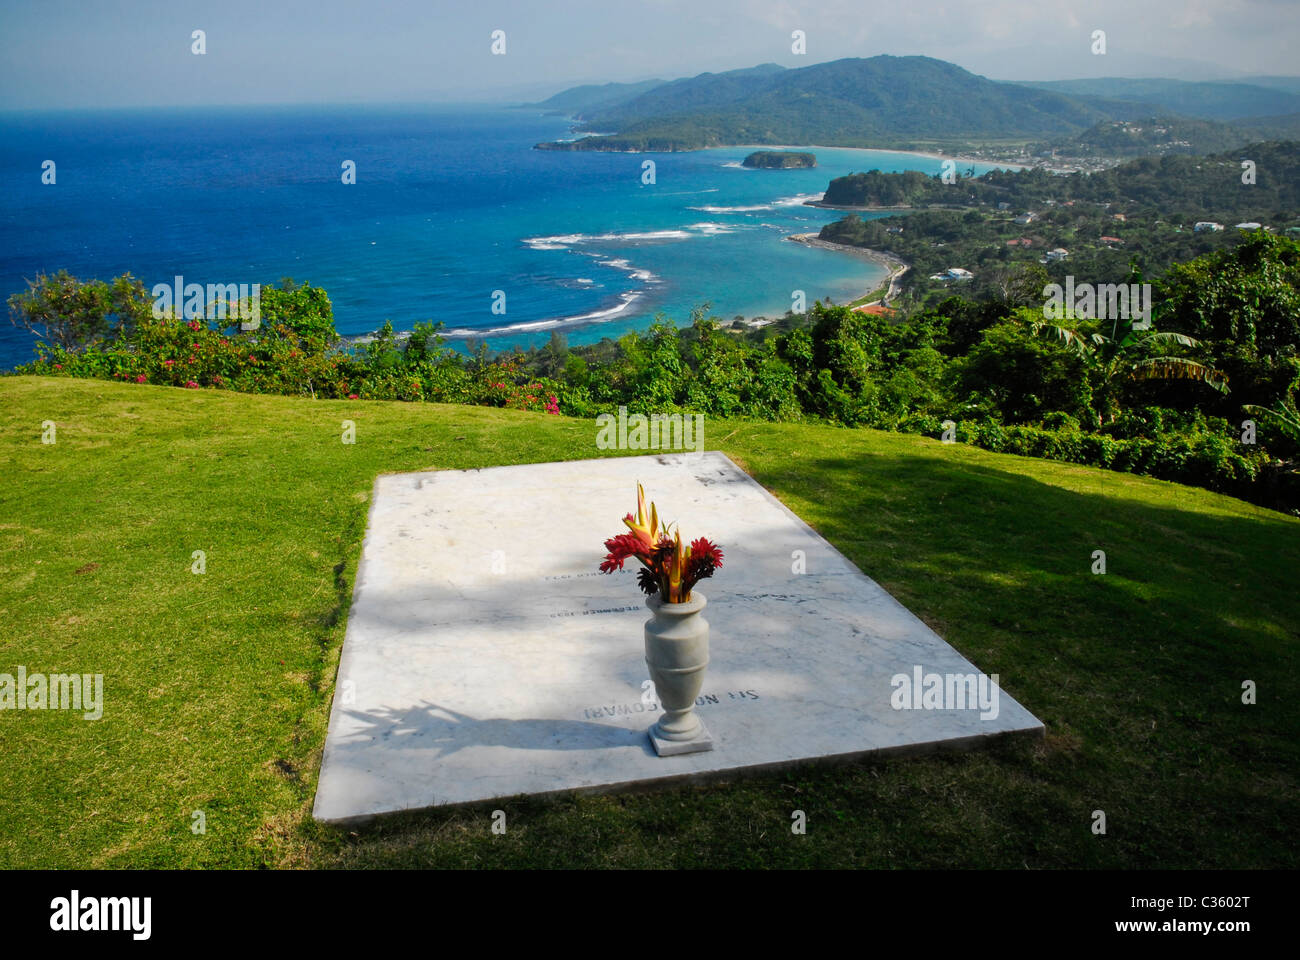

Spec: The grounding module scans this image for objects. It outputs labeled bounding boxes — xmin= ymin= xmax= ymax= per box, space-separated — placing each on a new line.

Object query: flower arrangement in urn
xmin=600 ymin=483 xmax=723 ymax=755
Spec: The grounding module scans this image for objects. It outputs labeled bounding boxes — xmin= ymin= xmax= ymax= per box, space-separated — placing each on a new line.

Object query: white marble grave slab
xmin=313 ymin=451 xmax=1043 ymax=821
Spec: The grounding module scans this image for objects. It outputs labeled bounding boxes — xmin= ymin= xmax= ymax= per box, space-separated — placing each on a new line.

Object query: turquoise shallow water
xmin=0 ymin=104 xmax=1007 ymax=365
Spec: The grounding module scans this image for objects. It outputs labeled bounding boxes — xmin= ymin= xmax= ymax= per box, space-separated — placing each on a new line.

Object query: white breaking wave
xmin=440 ymin=291 xmax=645 ymax=338
xmin=522 ymin=229 xmax=692 ymax=251
xmin=688 ymin=203 xmax=772 ymax=213
xmin=688 ymin=192 xmax=822 ymax=214
xmin=773 ymin=192 xmax=825 ymax=207
xmin=686 ymin=222 xmax=738 ymax=235
xmin=594 ymin=257 xmax=659 ymax=283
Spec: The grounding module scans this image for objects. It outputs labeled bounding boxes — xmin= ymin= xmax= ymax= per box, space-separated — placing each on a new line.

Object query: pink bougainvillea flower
xmin=184 ymin=380 xmax=199 ymax=389
xmin=53 ymin=363 xmax=62 ymax=370
xmin=163 ymin=359 xmax=174 ymax=367
xmin=348 ymin=393 xmax=359 ymax=400
xmin=135 ymin=375 xmax=147 ymax=383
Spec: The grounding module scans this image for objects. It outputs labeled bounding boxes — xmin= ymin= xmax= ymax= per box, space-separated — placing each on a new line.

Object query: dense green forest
xmin=1044 ymin=116 xmax=1276 ymax=157
xmin=815 ymin=141 xmax=1300 ymax=310
xmin=819 ymin=207 xmax=1244 ymax=303
xmin=536 ymin=56 xmax=1134 ymax=152
xmin=533 ymin=57 xmax=1300 ymax=156
xmin=821 ymin=141 xmax=1300 ymax=216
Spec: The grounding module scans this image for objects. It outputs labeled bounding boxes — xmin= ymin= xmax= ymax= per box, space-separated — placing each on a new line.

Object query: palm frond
xmin=1031 ymin=323 xmax=1093 ymax=355
xmin=1242 ymin=402 xmax=1300 ymax=441
xmin=1139 ymin=330 xmax=1202 ymax=349
xmin=1127 ymin=357 xmax=1229 ymax=393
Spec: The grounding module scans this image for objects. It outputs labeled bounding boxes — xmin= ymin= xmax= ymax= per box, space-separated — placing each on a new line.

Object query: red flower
xmin=135 ymin=374 xmax=147 ymax=383
xmin=184 ymin=380 xmax=199 ymax=389
xmin=53 ymin=363 xmax=62 ymax=370
xmin=163 ymin=359 xmax=174 ymax=367
xmin=599 ymin=532 xmax=648 ymax=573
xmin=689 ymin=538 xmax=724 ymax=570
xmin=598 ymin=485 xmax=722 ymax=602
xmin=348 ymin=393 xmax=358 ymax=400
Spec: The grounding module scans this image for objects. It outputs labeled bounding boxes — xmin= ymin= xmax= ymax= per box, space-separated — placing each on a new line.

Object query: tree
xmin=1027 ymin=308 xmax=1228 ymax=425
xmin=8 ymin=271 xmax=151 ymax=353
xmin=1159 ymin=232 xmax=1300 ymax=358
xmin=952 ymin=318 xmax=1093 ymax=423
xmin=257 ymin=284 xmax=336 ymax=352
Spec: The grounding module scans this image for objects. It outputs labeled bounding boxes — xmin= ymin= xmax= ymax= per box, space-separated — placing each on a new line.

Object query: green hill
xmin=525 ymin=78 xmax=666 ymax=115
xmin=1053 ymin=116 xmax=1258 ymax=156
xmin=1019 ymin=77 xmax=1300 ymax=121
xmin=821 ymin=140 xmax=1300 ymax=220
xmin=536 ymin=56 xmax=1141 ymax=152
xmin=3 ymin=375 xmax=1297 ymax=868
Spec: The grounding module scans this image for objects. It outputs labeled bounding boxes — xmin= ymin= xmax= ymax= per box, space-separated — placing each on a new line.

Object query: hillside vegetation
xmin=533 ymin=57 xmax=1300 ymax=155
xmin=536 ymin=56 xmax=1134 ymax=152
xmin=15 ymin=232 xmax=1299 ymax=515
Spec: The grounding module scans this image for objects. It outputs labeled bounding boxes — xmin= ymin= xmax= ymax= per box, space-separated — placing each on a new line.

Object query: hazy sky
xmin=2 ymin=0 xmax=1297 ymax=110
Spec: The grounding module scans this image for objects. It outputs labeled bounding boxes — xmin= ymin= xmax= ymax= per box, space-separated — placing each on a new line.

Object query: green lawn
xmin=2 ymin=375 xmax=1296 ymax=868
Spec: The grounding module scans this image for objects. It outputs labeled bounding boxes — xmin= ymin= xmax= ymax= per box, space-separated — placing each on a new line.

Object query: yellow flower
xmin=623 ymin=481 xmax=660 ymax=549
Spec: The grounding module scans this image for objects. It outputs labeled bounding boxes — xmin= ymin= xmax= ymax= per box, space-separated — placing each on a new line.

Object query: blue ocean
xmin=0 ymin=105 xmax=1006 ymax=368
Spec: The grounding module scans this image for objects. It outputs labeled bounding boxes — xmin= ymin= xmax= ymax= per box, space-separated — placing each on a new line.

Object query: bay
xmin=0 ymin=104 xmax=1007 ymax=367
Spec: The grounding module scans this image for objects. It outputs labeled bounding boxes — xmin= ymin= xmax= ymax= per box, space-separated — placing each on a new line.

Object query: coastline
xmin=727 ymin=142 xmax=1031 ymax=172
xmin=538 ymin=126 xmax=1042 ymax=171
xmin=785 ymin=232 xmax=910 ymax=307
xmin=803 ymin=199 xmax=914 ymax=212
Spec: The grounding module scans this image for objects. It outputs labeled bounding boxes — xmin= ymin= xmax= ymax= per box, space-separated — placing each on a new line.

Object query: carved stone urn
xmin=644 ymin=591 xmax=714 ymax=755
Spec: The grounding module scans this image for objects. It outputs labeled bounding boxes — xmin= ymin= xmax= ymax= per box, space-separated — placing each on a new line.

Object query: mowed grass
xmin=2 ymin=374 xmax=1297 ymax=869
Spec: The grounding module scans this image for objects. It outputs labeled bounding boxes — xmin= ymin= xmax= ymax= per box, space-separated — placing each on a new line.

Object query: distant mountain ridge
xmin=536 ymin=56 xmax=1134 ymax=151
xmin=527 ymin=78 xmax=666 ymax=116
xmin=531 ymin=57 xmax=1300 ymax=155
xmin=1017 ymin=78 xmax=1300 ymax=121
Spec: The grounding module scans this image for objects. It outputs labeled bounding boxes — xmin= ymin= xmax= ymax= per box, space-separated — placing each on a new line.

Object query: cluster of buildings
xmin=1195 ymin=221 xmax=1272 ymax=232
xmin=928 ymin=267 xmax=975 ymax=282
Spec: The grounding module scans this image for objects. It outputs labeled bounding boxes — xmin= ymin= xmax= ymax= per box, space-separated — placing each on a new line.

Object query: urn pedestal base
xmin=649 ymin=719 xmax=714 ymax=756
xmin=644 ymin=592 xmax=715 ymax=757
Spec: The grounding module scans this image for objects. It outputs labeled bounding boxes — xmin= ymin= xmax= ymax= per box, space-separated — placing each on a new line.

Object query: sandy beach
xmin=785 ymin=232 xmax=910 ymax=306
